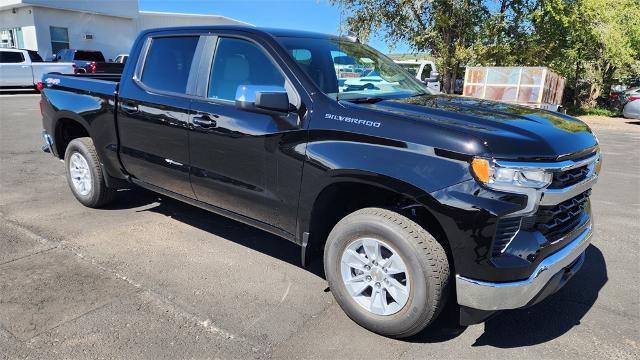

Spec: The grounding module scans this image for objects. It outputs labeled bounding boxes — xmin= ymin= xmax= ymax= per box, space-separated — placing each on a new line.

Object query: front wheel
xmin=324 ymin=207 xmax=450 ymax=338
xmin=64 ymin=137 xmax=115 ymax=208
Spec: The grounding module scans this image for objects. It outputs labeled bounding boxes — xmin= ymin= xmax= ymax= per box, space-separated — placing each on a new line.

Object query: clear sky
xmin=138 ymin=0 xmax=411 ymax=54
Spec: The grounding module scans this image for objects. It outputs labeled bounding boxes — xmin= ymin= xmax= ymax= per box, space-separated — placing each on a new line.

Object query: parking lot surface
xmin=1 ymin=94 xmax=639 ymax=359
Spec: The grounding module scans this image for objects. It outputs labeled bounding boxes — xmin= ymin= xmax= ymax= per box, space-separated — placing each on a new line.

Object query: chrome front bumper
xmin=456 ymin=222 xmax=593 ymax=311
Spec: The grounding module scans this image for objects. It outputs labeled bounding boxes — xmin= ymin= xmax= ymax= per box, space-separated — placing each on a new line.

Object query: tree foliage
xmin=330 ymin=0 xmax=640 ymax=107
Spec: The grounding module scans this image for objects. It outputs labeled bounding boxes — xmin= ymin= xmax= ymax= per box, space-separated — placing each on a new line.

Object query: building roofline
xmin=0 ymin=2 xmax=135 ymax=18
xmin=137 ymin=11 xmax=252 ymax=26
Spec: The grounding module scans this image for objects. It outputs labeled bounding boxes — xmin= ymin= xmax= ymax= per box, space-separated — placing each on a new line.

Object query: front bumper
xmin=456 ymin=221 xmax=592 ymax=311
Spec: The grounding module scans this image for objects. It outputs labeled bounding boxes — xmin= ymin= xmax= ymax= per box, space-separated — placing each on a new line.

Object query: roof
xmin=141 ymin=25 xmax=343 ymax=41
xmin=394 ymin=60 xmax=434 ymax=65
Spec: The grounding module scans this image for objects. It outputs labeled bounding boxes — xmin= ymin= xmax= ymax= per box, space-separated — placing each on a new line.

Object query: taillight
xmin=36 ymin=81 xmax=44 ymax=91
xmin=629 ymin=96 xmax=640 ymax=102
xmin=89 ymin=62 xmax=97 ymax=73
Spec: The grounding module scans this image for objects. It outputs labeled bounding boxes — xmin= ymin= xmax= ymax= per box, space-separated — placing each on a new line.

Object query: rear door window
xmin=141 ymin=36 xmax=200 ymax=94
xmin=0 ymin=51 xmax=25 ymax=63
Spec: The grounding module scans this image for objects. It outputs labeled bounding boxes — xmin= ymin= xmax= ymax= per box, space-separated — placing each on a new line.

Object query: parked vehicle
xmin=40 ymin=26 xmax=601 ymax=338
xmin=114 ymin=54 xmax=129 ymax=64
xmin=54 ymin=49 xmax=124 ymax=74
xmin=0 ymin=48 xmax=73 ymax=90
xmin=623 ymin=98 xmax=640 ymax=119
xmin=394 ymin=60 xmax=441 ymax=92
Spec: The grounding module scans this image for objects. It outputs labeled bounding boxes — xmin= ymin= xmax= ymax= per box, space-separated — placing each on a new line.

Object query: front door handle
xmin=192 ymin=115 xmax=217 ymax=128
xmin=120 ymin=103 xmax=138 ymax=113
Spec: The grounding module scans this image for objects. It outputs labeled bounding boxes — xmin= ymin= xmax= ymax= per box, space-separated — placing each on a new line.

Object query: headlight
xmin=471 ymin=158 xmax=552 ymax=189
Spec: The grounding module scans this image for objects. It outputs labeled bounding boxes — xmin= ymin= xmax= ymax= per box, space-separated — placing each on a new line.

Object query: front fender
xmin=297 ymin=136 xmax=473 ymax=240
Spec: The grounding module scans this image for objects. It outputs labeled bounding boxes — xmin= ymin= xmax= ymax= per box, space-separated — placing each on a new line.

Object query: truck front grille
xmin=548 ymin=165 xmax=590 ymax=189
xmin=529 ymin=190 xmax=590 ymax=242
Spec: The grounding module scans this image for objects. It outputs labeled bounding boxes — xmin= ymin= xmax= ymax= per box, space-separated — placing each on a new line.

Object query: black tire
xmin=324 ymin=207 xmax=450 ymax=338
xmin=64 ymin=137 xmax=115 ymax=208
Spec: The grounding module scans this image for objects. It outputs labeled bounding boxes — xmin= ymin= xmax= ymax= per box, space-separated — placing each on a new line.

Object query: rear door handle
xmin=120 ymin=103 xmax=138 ymax=113
xmin=192 ymin=115 xmax=217 ymax=128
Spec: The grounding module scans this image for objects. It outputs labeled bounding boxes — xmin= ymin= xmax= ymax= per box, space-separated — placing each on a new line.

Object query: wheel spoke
xmin=362 ymin=238 xmax=381 ymax=262
xmin=369 ymin=287 xmax=387 ymax=313
xmin=384 ymin=278 xmax=408 ymax=305
xmin=347 ymin=281 xmax=369 ymax=297
xmin=382 ymin=254 xmax=406 ymax=275
xmin=342 ymin=249 xmax=368 ymax=270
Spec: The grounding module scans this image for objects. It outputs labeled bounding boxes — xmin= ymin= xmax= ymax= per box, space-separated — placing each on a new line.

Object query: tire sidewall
xmin=324 ymin=213 xmax=435 ymax=336
xmin=64 ymin=139 xmax=101 ymax=206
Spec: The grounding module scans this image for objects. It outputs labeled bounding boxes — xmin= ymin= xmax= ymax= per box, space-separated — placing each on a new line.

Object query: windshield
xmin=276 ymin=36 xmax=430 ymax=101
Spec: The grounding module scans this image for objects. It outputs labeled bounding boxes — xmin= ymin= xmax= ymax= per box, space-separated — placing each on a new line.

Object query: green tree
xmin=474 ymin=0 xmax=537 ymax=66
xmin=531 ymin=0 xmax=640 ymax=107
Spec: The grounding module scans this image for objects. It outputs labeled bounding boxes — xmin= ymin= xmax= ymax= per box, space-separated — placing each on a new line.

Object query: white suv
xmin=394 ymin=60 xmax=440 ymax=93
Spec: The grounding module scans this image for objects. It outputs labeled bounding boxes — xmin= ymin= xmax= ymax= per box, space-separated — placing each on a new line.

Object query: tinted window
xmin=141 ymin=36 xmax=199 ymax=94
xmin=27 ymin=50 xmax=43 ymax=62
xmin=208 ymin=38 xmax=285 ymax=101
xmin=74 ymin=51 xmax=105 ymax=62
xmin=0 ymin=51 xmax=25 ymax=63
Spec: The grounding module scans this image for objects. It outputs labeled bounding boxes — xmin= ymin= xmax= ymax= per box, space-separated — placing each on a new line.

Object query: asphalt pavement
xmin=1 ymin=94 xmax=639 ymax=359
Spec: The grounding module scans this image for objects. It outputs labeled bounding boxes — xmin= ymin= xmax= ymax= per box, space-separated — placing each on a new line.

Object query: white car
xmin=623 ymin=99 xmax=640 ymax=119
xmin=0 ymin=48 xmax=74 ymax=90
xmin=394 ymin=60 xmax=441 ymax=92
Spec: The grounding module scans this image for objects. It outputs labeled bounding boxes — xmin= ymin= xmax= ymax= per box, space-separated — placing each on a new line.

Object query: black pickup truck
xmin=40 ymin=26 xmax=601 ymax=338
xmin=53 ymin=49 xmax=125 ymax=74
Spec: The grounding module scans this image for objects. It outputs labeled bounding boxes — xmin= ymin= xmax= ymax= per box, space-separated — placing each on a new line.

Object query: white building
xmin=0 ymin=0 xmax=247 ymax=60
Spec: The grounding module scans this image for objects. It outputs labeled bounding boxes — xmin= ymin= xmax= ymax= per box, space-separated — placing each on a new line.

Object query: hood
xmin=359 ymin=95 xmax=598 ymax=160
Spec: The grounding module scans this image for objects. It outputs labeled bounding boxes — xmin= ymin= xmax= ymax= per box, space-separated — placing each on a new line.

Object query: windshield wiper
xmin=341 ymin=96 xmax=386 ymax=104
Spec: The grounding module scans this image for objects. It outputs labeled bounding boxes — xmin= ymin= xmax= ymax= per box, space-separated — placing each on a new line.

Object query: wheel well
xmin=306 ymin=182 xmax=452 ymax=267
xmin=55 ymin=118 xmax=90 ymax=159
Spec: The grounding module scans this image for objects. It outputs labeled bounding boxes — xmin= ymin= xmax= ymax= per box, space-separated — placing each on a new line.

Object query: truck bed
xmin=40 ymin=72 xmax=122 ymax=180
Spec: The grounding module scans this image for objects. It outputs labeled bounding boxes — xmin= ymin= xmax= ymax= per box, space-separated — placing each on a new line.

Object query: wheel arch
xmin=300 ymin=170 xmax=453 ymax=269
xmin=52 ymin=112 xmax=92 ymax=159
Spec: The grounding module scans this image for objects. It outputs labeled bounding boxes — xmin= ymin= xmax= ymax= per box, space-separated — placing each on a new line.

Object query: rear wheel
xmin=324 ymin=207 xmax=450 ymax=338
xmin=64 ymin=137 xmax=115 ymax=208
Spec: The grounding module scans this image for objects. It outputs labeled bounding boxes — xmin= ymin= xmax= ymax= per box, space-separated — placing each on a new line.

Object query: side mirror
xmin=427 ymin=71 xmax=440 ymax=82
xmin=235 ymin=85 xmax=291 ymax=114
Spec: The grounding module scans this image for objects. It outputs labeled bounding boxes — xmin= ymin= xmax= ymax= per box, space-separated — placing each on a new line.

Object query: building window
xmin=0 ymin=28 xmax=24 ymax=48
xmin=50 ymin=26 xmax=69 ymax=55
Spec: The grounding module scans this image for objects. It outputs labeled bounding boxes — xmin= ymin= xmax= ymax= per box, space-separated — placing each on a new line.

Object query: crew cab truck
xmin=40 ymin=26 xmax=601 ymax=338
xmin=0 ymin=48 xmax=73 ymax=90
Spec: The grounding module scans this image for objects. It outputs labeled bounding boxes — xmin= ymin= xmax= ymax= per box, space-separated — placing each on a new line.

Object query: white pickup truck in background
xmin=0 ymin=48 xmax=74 ymax=90
xmin=394 ymin=60 xmax=441 ymax=93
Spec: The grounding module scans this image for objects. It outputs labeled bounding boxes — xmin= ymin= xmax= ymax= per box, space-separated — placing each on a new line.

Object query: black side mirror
xmin=235 ymin=85 xmax=291 ymax=114
xmin=235 ymin=85 xmax=299 ymax=128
